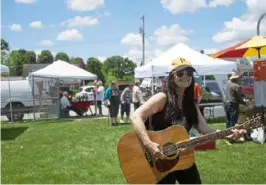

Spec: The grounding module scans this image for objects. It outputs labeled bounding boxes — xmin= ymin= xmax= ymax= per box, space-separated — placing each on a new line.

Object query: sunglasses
xmin=176 ymin=70 xmax=194 ymax=77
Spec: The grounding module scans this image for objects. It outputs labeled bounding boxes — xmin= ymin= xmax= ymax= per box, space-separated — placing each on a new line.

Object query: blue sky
xmin=2 ymin=0 xmax=266 ymax=65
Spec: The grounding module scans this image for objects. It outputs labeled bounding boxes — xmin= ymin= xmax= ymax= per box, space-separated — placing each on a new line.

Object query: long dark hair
xmin=163 ymin=72 xmax=199 ymax=130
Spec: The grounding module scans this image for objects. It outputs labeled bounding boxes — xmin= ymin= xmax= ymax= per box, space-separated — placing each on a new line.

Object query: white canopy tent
xmin=135 ymin=43 xmax=238 ymax=99
xmin=28 ymin=60 xmax=97 ymax=80
xmin=1 ymin=64 xmax=9 ymax=74
xmin=134 ymin=43 xmax=237 ymax=78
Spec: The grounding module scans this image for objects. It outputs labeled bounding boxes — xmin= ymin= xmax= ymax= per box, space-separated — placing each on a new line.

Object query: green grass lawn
xmin=1 ymin=118 xmax=266 ymax=184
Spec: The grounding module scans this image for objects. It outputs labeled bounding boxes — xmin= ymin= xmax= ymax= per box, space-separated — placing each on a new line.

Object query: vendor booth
xmin=28 ymin=60 xmax=98 ymax=118
xmin=28 ymin=60 xmax=97 ymax=80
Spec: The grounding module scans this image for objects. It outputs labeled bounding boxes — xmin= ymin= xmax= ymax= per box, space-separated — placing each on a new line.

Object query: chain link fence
xmin=1 ymin=76 xmax=60 ymax=122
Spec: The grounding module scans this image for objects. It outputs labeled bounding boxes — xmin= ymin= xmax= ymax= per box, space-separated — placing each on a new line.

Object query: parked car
xmin=75 ymin=85 xmax=95 ymax=104
xmin=203 ymin=80 xmax=223 ymax=97
xmin=240 ymin=76 xmax=254 ymax=98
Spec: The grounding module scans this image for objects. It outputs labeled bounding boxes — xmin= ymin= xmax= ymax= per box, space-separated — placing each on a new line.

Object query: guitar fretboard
xmin=177 ymin=124 xmax=245 ymax=149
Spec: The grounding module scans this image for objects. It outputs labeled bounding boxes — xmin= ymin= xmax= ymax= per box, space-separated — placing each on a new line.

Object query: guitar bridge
xmin=144 ymin=149 xmax=154 ymax=167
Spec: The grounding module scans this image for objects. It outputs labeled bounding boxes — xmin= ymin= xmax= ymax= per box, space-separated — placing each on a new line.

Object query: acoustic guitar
xmin=117 ymin=113 xmax=265 ymax=184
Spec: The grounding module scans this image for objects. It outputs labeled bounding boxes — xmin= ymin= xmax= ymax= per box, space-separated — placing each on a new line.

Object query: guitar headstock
xmin=243 ymin=111 xmax=266 ymax=131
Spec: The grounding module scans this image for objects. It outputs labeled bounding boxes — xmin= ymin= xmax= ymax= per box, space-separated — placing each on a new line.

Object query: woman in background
xmin=105 ymin=81 xmax=121 ymax=126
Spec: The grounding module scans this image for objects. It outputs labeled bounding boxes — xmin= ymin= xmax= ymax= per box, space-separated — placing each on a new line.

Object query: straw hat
xmin=230 ymin=72 xmax=241 ymax=80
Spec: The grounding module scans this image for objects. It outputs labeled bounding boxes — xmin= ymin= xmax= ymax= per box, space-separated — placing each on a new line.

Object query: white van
xmin=1 ymin=80 xmax=48 ymax=121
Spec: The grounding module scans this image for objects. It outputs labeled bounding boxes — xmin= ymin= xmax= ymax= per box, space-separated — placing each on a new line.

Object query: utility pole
xmin=139 ymin=15 xmax=145 ymax=66
xmin=257 ymin=12 xmax=266 ymax=36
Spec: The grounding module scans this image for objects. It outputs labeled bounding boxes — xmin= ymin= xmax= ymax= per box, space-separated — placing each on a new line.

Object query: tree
xmin=55 ymin=52 xmax=70 ymax=62
xmin=86 ymin=57 xmax=105 ymax=84
xmin=25 ymin=51 xmax=36 ymax=64
xmin=105 ymin=69 xmax=119 ymax=85
xmin=102 ymin=56 xmax=136 ymax=81
xmin=70 ymin=57 xmax=85 ymax=69
xmin=1 ymin=39 xmax=10 ymax=64
xmin=37 ymin=50 xmax=54 ymax=64
xmin=1 ymin=38 xmax=9 ymax=51
xmin=5 ymin=50 xmax=24 ymax=76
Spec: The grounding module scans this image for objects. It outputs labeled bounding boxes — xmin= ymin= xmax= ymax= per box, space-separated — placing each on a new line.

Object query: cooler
xmin=253 ymin=59 xmax=266 ymax=81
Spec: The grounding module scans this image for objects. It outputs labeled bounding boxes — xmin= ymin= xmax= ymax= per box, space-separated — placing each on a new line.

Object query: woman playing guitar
xmin=130 ymin=57 xmax=247 ymax=184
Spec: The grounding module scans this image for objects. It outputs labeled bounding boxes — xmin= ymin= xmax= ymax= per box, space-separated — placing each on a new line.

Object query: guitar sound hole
xmin=154 ymin=142 xmax=179 ymax=172
xmin=155 ymin=156 xmax=180 ymax=172
xmin=162 ymin=142 xmax=178 ymax=157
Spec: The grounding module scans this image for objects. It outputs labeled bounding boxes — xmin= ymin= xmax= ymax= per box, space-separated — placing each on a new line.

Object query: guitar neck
xmin=178 ymin=124 xmax=245 ymax=149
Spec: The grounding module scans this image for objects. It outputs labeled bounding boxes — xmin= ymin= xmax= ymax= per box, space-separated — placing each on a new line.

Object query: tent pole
xmin=32 ymin=75 xmax=36 ymax=121
xmin=8 ymin=73 xmax=13 ymax=123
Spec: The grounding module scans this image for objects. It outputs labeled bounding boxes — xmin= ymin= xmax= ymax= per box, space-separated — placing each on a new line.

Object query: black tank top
xmin=144 ymin=94 xmax=191 ymax=132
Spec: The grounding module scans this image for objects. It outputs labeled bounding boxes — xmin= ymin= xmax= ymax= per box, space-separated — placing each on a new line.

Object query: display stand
xmin=253 ymin=59 xmax=266 ymax=108
xmin=238 ymin=59 xmax=266 ymax=126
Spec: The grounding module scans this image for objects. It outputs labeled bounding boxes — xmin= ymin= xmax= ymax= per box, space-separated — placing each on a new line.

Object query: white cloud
xmin=153 ymin=24 xmax=192 ymax=46
xmin=203 ymin=48 xmax=219 ymax=54
xmin=15 ymin=0 xmax=36 ymax=3
xmin=161 ymin=0 xmax=238 ymax=14
xmin=121 ymin=24 xmax=192 ymax=48
xmin=39 ymin=40 xmax=54 ymax=47
xmin=57 ymin=29 xmax=83 ymax=41
xmin=213 ymin=0 xmax=266 ymax=43
xmin=124 ymin=48 xmax=164 ymax=64
xmin=161 ymin=0 xmax=207 ymax=14
xmin=209 ymin=0 xmax=236 ymax=8
xmin=29 ymin=21 xmax=43 ymax=29
xmin=66 ymin=0 xmax=104 ymax=11
xmin=62 ymin=16 xmax=99 ymax=27
xmin=9 ymin=24 xmax=22 ymax=31
xmin=121 ymin=33 xmax=142 ymax=46
xmin=97 ymin=56 xmax=107 ymax=62
xmin=103 ymin=11 xmax=111 ymax=16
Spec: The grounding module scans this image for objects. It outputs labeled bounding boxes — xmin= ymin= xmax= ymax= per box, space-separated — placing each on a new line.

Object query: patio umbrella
xmin=211 ymin=36 xmax=266 ymax=59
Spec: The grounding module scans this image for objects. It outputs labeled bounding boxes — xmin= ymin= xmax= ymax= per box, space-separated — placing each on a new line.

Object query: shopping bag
xmin=250 ymin=127 xmax=265 ymax=144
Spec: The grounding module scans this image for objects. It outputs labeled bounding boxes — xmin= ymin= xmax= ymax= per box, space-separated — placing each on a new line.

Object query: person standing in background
xmin=120 ymin=84 xmax=133 ymax=123
xmin=194 ymin=82 xmax=202 ymax=105
xmin=224 ymin=72 xmax=246 ymax=144
xmin=93 ymin=80 xmax=98 ymax=115
xmin=96 ymin=81 xmax=104 ymax=116
xmin=132 ymin=82 xmax=142 ymax=111
xmin=60 ymin=91 xmax=71 ymax=117
xmin=105 ymin=81 xmax=121 ymax=126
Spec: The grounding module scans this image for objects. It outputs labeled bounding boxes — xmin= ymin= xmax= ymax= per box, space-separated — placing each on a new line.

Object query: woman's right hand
xmin=145 ymin=141 xmax=166 ymax=160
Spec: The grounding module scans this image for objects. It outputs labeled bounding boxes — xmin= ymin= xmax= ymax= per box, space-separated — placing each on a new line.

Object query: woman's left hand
xmin=227 ymin=127 xmax=247 ymax=140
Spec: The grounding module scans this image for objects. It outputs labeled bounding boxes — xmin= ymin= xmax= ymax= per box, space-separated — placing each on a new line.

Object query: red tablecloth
xmin=71 ymin=101 xmax=90 ymax=110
